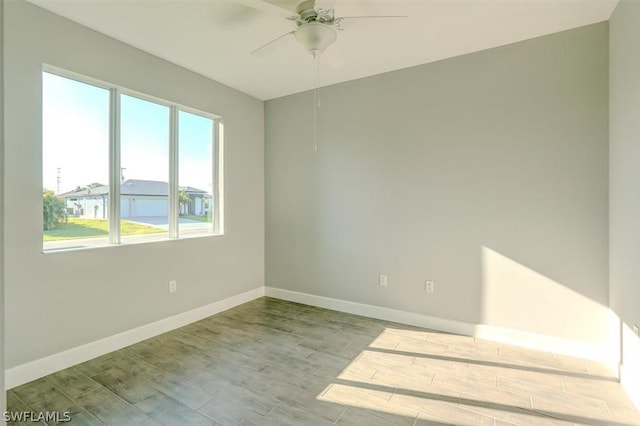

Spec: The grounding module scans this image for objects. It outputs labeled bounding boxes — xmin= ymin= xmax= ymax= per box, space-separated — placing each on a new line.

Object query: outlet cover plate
xmin=379 ymin=274 xmax=388 ymax=287
xmin=425 ymin=280 xmax=434 ymax=293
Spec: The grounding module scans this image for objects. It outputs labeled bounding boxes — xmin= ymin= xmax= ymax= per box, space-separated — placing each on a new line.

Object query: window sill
xmin=42 ymin=231 xmax=223 ymax=254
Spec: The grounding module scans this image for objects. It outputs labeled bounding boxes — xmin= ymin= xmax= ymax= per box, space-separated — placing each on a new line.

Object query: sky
xmin=42 ymin=72 xmax=214 ymax=195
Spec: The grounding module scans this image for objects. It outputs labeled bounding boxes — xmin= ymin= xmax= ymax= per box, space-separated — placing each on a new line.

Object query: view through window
xmin=42 ymin=72 xmax=110 ymax=250
xmin=178 ymin=110 xmax=215 ymax=235
xmin=120 ymin=94 xmax=170 ymax=243
xmin=42 ymin=69 xmax=220 ymax=251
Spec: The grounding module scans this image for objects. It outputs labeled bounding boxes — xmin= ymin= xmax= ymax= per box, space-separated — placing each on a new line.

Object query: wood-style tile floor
xmin=7 ymin=297 xmax=640 ymax=425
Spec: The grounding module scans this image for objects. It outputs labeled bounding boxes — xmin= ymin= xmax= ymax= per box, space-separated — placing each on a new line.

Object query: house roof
xmin=180 ymin=186 xmax=207 ymax=194
xmin=61 ymin=180 xmax=208 ymax=198
xmin=60 ymin=185 xmax=108 ymax=198
xmin=121 ymin=179 xmax=168 ymax=196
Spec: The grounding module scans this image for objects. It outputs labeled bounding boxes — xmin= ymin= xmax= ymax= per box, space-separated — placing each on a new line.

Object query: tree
xmin=179 ymin=189 xmax=191 ymax=215
xmin=43 ymin=189 xmax=67 ymax=230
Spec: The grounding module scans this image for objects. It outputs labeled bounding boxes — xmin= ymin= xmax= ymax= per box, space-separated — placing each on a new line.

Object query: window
xmin=120 ymin=94 xmax=170 ymax=243
xmin=42 ymin=68 xmax=222 ymax=252
xmin=42 ymin=72 xmax=110 ymax=249
xmin=178 ymin=110 xmax=215 ymax=235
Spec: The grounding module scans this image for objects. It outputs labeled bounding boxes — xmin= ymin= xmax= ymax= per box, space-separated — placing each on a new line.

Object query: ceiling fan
xmin=250 ymin=0 xmax=407 ymax=57
xmin=243 ymin=0 xmax=406 ymax=151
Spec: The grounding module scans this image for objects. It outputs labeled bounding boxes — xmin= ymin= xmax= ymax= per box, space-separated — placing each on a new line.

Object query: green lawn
xmin=43 ymin=217 xmax=164 ymax=241
xmin=181 ymin=214 xmax=211 ymax=223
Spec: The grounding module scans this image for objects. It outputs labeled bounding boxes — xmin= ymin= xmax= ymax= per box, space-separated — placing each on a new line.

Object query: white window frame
xmin=42 ymin=65 xmax=224 ymax=251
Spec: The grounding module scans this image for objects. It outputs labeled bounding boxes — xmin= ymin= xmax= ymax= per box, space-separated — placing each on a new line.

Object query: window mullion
xmin=109 ymin=88 xmax=121 ymax=244
xmin=168 ymin=106 xmax=179 ymax=238
xmin=213 ymin=120 xmax=223 ymax=235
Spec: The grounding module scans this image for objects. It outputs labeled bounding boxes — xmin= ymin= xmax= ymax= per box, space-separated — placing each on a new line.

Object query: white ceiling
xmin=27 ymin=0 xmax=618 ymax=100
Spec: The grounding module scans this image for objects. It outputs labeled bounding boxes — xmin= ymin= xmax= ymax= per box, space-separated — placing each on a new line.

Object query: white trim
xmin=108 ymin=86 xmax=121 ymax=244
xmin=5 ymin=287 xmax=264 ymax=389
xmin=621 ymin=363 xmax=640 ymax=411
xmin=474 ymin=324 xmax=617 ymax=369
xmin=265 ymin=287 xmax=617 ymax=370
xmin=619 ymin=320 xmax=640 ymax=410
xmin=215 ymin=120 xmax=224 ymax=235
xmin=265 ymin=286 xmax=475 ymax=336
xmin=7 ymin=286 xmax=620 ymax=393
xmin=43 ymin=65 xmax=221 ymax=120
xmin=168 ymin=105 xmax=179 ymax=239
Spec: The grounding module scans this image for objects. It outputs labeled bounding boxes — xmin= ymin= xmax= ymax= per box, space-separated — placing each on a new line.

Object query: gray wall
xmin=4 ymin=1 xmax=264 ymax=368
xmin=266 ymin=23 xmax=610 ymax=346
xmin=1 ymin=0 xmax=5 ymax=414
xmin=609 ymin=0 xmax=640 ymax=405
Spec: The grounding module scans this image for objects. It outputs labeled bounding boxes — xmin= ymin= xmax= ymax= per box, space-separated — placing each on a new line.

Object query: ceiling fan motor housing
xmin=296 ymin=0 xmax=334 ymax=23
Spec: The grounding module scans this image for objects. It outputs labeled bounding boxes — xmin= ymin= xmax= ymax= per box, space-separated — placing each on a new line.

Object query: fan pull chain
xmin=313 ymin=51 xmax=320 ymax=152
xmin=314 ymin=51 xmax=321 ymax=108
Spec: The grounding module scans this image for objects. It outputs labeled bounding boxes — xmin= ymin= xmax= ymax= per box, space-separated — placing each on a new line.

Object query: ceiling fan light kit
xmin=294 ymin=22 xmax=337 ymax=54
xmin=293 ymin=0 xmax=338 ymax=55
xmin=251 ymin=0 xmax=405 ymax=57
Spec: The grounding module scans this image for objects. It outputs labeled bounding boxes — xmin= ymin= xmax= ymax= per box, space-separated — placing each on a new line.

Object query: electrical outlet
xmin=425 ymin=280 xmax=434 ymax=293
xmin=169 ymin=280 xmax=177 ymax=294
xmin=379 ymin=274 xmax=388 ymax=287
xmin=633 ymin=324 xmax=639 ymax=337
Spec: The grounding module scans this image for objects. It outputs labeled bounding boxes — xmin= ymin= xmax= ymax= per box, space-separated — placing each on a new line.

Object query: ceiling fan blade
xmin=259 ymin=0 xmax=302 ymax=13
xmin=212 ymin=2 xmax=262 ymax=28
xmin=314 ymin=0 xmax=337 ymax=13
xmin=251 ymin=30 xmax=295 ymax=55
xmin=335 ymin=15 xmax=408 ymax=30
xmin=234 ymin=0 xmax=297 ymax=19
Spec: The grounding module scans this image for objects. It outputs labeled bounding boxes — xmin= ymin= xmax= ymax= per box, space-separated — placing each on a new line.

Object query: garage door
xmin=134 ymin=199 xmax=168 ymax=217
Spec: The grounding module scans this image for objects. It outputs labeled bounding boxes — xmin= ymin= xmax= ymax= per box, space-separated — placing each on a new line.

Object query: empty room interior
xmin=2 ymin=0 xmax=640 ymax=424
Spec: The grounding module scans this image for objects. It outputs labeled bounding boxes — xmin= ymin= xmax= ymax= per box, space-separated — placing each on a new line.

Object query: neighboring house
xmin=61 ymin=185 xmax=108 ymax=219
xmin=178 ymin=186 xmax=209 ymax=216
xmin=60 ymin=179 xmax=211 ymax=219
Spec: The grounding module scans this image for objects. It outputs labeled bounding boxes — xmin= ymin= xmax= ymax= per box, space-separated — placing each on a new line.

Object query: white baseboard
xmin=265 ymin=286 xmax=617 ymax=370
xmin=5 ymin=287 xmax=265 ymax=390
xmin=265 ymin=286 xmax=476 ymax=336
xmin=621 ymin=363 xmax=640 ymax=411
xmin=620 ymin=321 xmax=640 ymax=410
xmin=6 ymin=285 xmax=622 ymax=396
xmin=474 ymin=324 xmax=617 ymax=369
